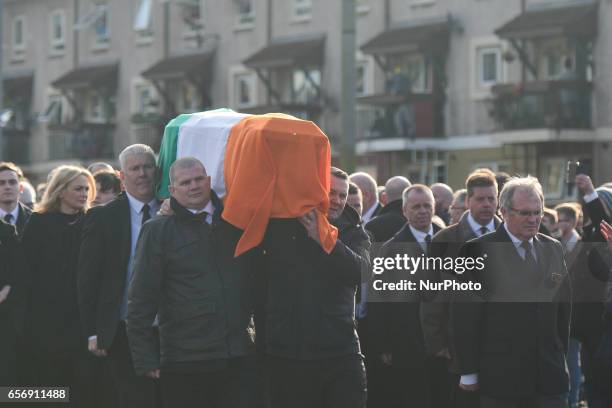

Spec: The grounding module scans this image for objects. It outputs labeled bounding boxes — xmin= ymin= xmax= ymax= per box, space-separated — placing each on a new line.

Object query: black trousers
xmin=267 ymin=354 xmax=367 ymax=408
xmin=160 ymin=357 xmax=257 ymax=408
xmin=108 ymin=322 xmax=158 ymax=408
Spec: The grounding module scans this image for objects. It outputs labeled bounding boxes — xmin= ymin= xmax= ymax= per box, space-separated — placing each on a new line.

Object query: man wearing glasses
xmin=451 ymin=177 xmax=571 ymax=408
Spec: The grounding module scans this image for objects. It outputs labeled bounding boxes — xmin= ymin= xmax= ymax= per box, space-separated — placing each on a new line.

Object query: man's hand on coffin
xmin=158 ymin=199 xmax=173 ymax=216
xmin=298 ymin=209 xmax=322 ymax=247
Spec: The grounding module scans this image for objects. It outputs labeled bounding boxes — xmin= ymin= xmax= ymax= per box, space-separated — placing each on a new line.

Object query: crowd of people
xmin=1 ymin=143 xmax=612 ymax=408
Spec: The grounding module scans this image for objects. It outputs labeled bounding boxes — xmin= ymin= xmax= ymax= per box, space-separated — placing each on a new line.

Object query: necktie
xmin=141 ymin=204 xmax=151 ymax=225
xmin=3 ymin=214 xmax=13 ymax=224
xmin=520 ymin=241 xmax=537 ymax=270
xmin=424 ymin=234 xmax=432 ymax=255
xmin=479 ymin=226 xmax=488 ymax=236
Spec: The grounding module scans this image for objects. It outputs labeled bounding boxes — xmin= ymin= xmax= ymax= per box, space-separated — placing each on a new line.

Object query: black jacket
xmin=364 ymin=199 xmax=406 ymax=244
xmin=256 ymin=205 xmax=371 ymax=359
xmin=421 ymin=212 xmax=501 ymax=356
xmin=451 ymin=225 xmax=571 ymax=398
xmin=0 ymin=222 xmax=26 ymax=333
xmin=367 ymin=222 xmax=441 ymax=361
xmin=14 ymin=202 xmax=31 ymax=238
xmin=78 ymin=193 xmax=136 ymax=349
xmin=127 ymin=195 xmax=256 ymax=375
xmin=22 ymin=211 xmax=86 ymax=354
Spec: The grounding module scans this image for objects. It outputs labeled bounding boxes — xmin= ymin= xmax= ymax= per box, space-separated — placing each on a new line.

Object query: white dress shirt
xmin=467 ymin=212 xmax=495 ymax=237
xmin=0 ymin=204 xmax=19 ymax=225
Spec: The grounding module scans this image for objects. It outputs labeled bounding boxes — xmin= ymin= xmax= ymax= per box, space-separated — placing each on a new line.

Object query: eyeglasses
xmin=450 ymin=206 xmax=466 ymax=211
xmin=509 ymin=207 xmax=543 ymax=217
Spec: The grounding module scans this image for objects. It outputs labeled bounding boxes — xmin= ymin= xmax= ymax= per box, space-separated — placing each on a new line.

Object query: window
xmin=236 ymin=0 xmax=255 ymax=26
xmin=477 ymin=46 xmax=502 ymax=87
xmin=542 ymin=158 xmax=567 ymax=199
xmin=133 ymin=82 xmax=158 ymax=114
xmin=179 ymin=83 xmax=200 ymax=113
xmin=387 ymin=54 xmax=432 ymax=93
xmin=538 ymin=38 xmax=571 ymax=80
xmin=180 ymin=0 xmax=204 ymax=33
xmin=134 ymin=0 xmax=153 ymax=35
xmin=75 ymin=4 xmax=109 ymax=46
xmin=12 ymin=16 xmax=25 ymax=54
xmin=356 ymin=56 xmax=374 ymax=96
xmin=88 ymin=92 xmax=105 ymax=122
xmin=234 ymin=72 xmax=257 ymax=108
xmin=39 ymin=95 xmax=64 ymax=125
xmin=292 ymin=68 xmax=320 ymax=105
xmin=50 ymin=10 xmax=66 ymax=52
xmin=292 ymin=0 xmax=312 ymax=21
xmin=94 ymin=5 xmax=109 ymax=45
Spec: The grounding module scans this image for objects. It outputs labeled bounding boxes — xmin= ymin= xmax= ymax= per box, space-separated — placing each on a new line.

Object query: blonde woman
xmin=21 ymin=165 xmax=96 ymax=407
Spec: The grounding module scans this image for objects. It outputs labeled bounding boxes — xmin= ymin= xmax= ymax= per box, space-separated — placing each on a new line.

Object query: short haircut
xmin=88 ymin=162 xmax=115 ymax=174
xmin=453 ymin=188 xmax=468 ymax=205
xmin=331 ymin=167 xmax=349 ymax=181
xmin=542 ymin=207 xmax=558 ymax=224
xmin=348 ymin=182 xmax=360 ymax=195
xmin=466 ymin=170 xmax=498 ymax=197
xmin=402 ymin=184 xmax=434 ymax=207
xmin=169 ymin=157 xmax=206 ymax=185
xmin=554 ymin=203 xmax=578 ymax=222
xmin=94 ymin=170 xmax=122 ymax=194
xmin=498 ymin=176 xmax=544 ymax=211
xmin=0 ymin=161 xmax=24 ymax=179
xmin=118 ymin=144 xmax=155 ymax=170
xmin=384 ymin=176 xmax=411 ymax=203
xmin=495 ymin=172 xmax=511 ymax=194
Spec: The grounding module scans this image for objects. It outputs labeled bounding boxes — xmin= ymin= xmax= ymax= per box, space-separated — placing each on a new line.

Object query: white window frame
xmin=39 ymin=93 xmax=65 ymax=125
xmin=292 ymin=0 xmax=312 ymax=22
xmin=87 ymin=91 xmax=106 ymax=123
xmin=470 ymin=36 xmax=508 ymax=100
xmin=93 ymin=5 xmax=110 ymax=47
xmin=356 ymin=53 xmax=375 ymax=96
xmin=132 ymin=79 xmax=159 ymax=114
xmin=181 ymin=0 xmax=204 ymax=38
xmin=229 ymin=65 xmax=258 ymax=109
xmin=134 ymin=0 xmax=153 ymax=43
xmin=178 ymin=82 xmax=201 ymax=113
xmin=542 ymin=157 xmax=568 ymax=200
xmin=538 ymin=38 xmax=571 ymax=80
xmin=477 ymin=46 xmax=502 ymax=87
xmin=49 ymin=10 xmax=66 ymax=52
xmin=12 ymin=16 xmax=26 ymax=56
xmin=235 ymin=0 xmax=255 ymax=29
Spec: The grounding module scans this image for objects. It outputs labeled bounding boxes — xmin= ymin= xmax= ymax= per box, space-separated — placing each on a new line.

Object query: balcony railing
xmin=49 ymin=123 xmax=114 ymax=160
xmin=1 ymin=129 xmax=31 ymax=164
xmin=490 ymin=79 xmax=592 ymax=131
xmin=357 ymin=93 xmax=442 ymax=140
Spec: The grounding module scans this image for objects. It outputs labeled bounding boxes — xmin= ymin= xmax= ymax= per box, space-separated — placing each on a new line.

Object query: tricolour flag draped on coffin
xmin=157 ymin=109 xmax=338 ymax=257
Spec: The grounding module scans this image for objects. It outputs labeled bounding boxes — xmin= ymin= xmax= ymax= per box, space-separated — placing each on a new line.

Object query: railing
xmin=0 ymin=129 xmax=31 ymax=163
xmin=48 ymin=123 xmax=114 ymax=160
xmin=490 ymin=79 xmax=592 ymax=130
xmin=356 ymin=93 xmax=442 ymax=140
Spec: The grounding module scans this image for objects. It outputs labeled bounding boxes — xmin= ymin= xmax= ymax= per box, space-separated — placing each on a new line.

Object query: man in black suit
xmin=0 ymin=221 xmax=25 ymax=385
xmin=451 ymin=177 xmax=571 ymax=408
xmin=78 ymin=144 xmax=160 ymax=408
xmin=422 ymin=169 xmax=501 ymax=407
xmin=128 ymin=158 xmax=257 ymax=408
xmin=0 ymin=162 xmax=31 ymax=237
xmin=365 ymin=176 xmax=411 ymax=243
xmin=350 ymin=172 xmax=382 ymax=224
xmin=368 ymin=184 xmax=442 ymax=407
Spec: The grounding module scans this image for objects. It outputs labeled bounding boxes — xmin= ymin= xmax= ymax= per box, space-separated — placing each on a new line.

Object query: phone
xmin=566 ymin=161 xmax=579 ymax=184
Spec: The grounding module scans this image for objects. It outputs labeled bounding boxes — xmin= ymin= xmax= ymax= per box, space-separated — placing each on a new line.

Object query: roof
xmin=52 ymin=63 xmax=118 ymax=89
xmin=243 ymin=34 xmax=326 ymax=69
xmin=142 ymin=51 xmax=214 ymax=80
xmin=495 ymin=3 xmax=598 ymax=40
xmin=360 ymin=18 xmax=451 ymax=55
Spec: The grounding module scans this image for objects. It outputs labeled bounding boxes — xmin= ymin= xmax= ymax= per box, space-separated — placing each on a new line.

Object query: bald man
xmin=431 ymin=183 xmax=453 ymax=226
xmin=365 ymin=176 xmax=411 ymax=243
xmin=350 ymin=172 xmax=382 ymax=223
